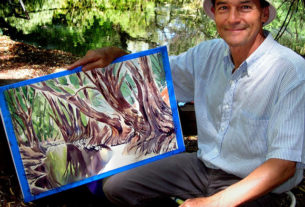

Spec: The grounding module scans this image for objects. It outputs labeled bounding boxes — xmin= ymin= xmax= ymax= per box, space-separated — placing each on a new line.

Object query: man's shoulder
xmin=195 ymin=38 xmax=227 ymax=51
xmin=273 ymin=43 xmax=304 ymax=62
xmin=185 ymin=38 xmax=228 ymax=60
xmin=260 ymin=32 xmax=304 ymax=65
xmin=273 ymin=44 xmax=305 ymax=78
xmin=262 ymin=37 xmax=305 ymax=80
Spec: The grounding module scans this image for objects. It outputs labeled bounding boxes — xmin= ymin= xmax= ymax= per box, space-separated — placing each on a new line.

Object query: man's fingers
xmin=66 ymin=47 xmax=127 ymax=71
xmin=67 ymin=59 xmax=84 ymax=70
xmin=82 ymin=60 xmax=108 ymax=72
xmin=67 ymin=56 xmax=96 ymax=70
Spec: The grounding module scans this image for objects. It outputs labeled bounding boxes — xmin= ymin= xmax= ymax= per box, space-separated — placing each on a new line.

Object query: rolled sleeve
xmin=267 ymin=78 xmax=305 ymax=167
xmin=169 ymin=54 xmax=195 ymax=102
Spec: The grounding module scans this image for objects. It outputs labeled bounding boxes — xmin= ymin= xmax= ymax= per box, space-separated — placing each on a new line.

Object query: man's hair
xmin=260 ymin=0 xmax=270 ymax=8
xmin=211 ymin=0 xmax=270 ymax=8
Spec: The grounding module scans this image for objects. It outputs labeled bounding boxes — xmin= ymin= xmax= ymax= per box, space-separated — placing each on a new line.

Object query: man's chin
xmin=223 ymin=38 xmax=246 ymax=47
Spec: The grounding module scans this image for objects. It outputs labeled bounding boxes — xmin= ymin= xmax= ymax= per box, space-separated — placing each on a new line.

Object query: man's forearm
xmin=180 ymin=158 xmax=296 ymax=207
xmin=214 ymin=158 xmax=296 ymax=206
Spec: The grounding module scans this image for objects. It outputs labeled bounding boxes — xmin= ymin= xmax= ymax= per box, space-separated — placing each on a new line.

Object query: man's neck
xmin=230 ymin=32 xmax=266 ymax=71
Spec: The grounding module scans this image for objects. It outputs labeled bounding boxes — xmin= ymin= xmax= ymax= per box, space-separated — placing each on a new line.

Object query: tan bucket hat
xmin=203 ymin=0 xmax=277 ymax=25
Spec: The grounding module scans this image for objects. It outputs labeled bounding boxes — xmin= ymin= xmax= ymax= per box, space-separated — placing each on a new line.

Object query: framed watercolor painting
xmin=0 ymin=46 xmax=185 ymax=202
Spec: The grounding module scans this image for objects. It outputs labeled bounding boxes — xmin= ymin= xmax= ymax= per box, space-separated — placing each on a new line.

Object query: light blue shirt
xmin=170 ymin=32 xmax=305 ymax=193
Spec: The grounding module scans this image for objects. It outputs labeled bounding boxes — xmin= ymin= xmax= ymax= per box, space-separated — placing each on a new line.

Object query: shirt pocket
xmin=234 ymin=110 xmax=269 ymax=158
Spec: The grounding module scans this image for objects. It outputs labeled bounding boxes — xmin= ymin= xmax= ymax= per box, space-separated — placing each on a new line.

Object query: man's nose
xmin=228 ymin=9 xmax=241 ymax=24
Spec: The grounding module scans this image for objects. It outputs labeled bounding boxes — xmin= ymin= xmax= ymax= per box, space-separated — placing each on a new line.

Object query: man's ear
xmin=211 ymin=7 xmax=215 ymax=15
xmin=261 ymin=6 xmax=269 ymax=24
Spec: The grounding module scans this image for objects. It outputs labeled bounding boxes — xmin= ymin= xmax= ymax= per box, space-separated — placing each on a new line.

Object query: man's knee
xmin=102 ymin=175 xmax=125 ymax=203
xmin=103 ymin=171 xmax=142 ymax=206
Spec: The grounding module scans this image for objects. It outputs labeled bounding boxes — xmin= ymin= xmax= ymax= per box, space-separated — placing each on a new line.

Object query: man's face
xmin=212 ymin=0 xmax=269 ymax=49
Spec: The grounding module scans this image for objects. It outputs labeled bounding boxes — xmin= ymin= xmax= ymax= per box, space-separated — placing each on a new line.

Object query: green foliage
xmin=69 ymin=74 xmax=80 ymax=89
xmin=1 ymin=0 xmax=304 ymax=56
xmin=4 ymin=90 xmax=24 ymax=141
xmin=264 ymin=0 xmax=305 ymax=55
xmin=45 ymin=144 xmax=68 ymax=185
xmin=4 ymin=86 xmax=56 ymax=143
xmin=117 ymin=54 xmax=166 ymax=104
xmin=32 ymin=96 xmax=55 ymax=142
xmin=120 ymin=73 xmax=136 ymax=105
xmin=150 ymin=53 xmax=166 ymax=90
xmin=3 ymin=53 xmax=166 ymax=145
xmin=58 ymin=76 xmax=68 ymax=85
xmin=80 ymin=112 xmax=88 ymax=126
xmin=0 ymin=0 xmax=211 ymax=55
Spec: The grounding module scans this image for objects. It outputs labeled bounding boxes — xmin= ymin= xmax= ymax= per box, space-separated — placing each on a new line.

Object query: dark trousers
xmin=101 ymin=152 xmax=281 ymax=206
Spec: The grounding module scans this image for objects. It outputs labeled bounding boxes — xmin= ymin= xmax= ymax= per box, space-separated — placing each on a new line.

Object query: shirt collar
xmin=223 ymin=30 xmax=275 ymax=74
xmin=245 ymin=30 xmax=275 ymax=67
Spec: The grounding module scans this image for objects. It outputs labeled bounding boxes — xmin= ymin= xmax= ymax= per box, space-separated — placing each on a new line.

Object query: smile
xmin=225 ymin=28 xmax=245 ymax=32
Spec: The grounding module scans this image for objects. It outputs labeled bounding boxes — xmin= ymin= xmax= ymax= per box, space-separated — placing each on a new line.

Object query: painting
xmin=0 ymin=46 xmax=184 ymax=202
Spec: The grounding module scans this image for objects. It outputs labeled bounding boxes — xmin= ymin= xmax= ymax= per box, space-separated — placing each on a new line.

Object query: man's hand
xmin=67 ymin=47 xmax=128 ymax=71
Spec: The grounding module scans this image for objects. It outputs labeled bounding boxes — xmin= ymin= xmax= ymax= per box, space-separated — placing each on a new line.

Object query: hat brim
xmin=203 ymin=0 xmax=276 ymax=26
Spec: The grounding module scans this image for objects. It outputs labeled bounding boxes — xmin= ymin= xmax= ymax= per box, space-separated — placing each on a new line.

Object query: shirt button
xmin=223 ymin=105 xmax=229 ymax=110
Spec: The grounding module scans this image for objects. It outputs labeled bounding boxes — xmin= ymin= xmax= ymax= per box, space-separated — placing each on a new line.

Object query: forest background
xmin=0 ymin=0 xmax=304 ymax=57
xmin=0 ymin=0 xmax=304 ymax=206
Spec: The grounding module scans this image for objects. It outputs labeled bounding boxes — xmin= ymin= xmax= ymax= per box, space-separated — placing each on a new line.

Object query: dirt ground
xmin=0 ymin=35 xmax=79 ymax=83
xmin=0 ymin=35 xmax=304 ymax=206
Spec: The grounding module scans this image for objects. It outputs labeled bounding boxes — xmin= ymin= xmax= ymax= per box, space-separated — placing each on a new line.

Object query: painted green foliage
xmin=5 ymin=53 xmax=168 ymax=149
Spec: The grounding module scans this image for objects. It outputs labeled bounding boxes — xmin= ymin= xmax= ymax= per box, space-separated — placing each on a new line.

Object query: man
xmin=68 ymin=0 xmax=305 ymax=206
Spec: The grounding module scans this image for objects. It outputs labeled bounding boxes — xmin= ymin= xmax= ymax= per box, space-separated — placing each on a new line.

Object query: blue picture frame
xmin=0 ymin=46 xmax=185 ymax=202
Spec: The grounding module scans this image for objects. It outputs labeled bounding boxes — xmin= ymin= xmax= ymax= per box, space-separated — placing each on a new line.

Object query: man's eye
xmin=218 ymin=6 xmax=228 ymax=10
xmin=241 ymin=5 xmax=251 ymax=10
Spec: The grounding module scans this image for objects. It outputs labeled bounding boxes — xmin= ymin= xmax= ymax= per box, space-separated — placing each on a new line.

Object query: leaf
xmin=58 ymin=76 xmax=68 ymax=85
xmin=69 ymin=74 xmax=80 ymax=89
